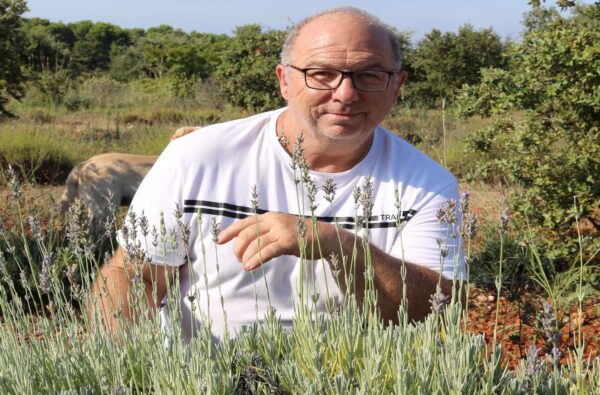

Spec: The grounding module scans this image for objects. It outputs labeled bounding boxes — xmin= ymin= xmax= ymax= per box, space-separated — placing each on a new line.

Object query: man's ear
xmin=276 ymin=64 xmax=289 ymax=101
xmin=393 ymin=71 xmax=408 ymax=100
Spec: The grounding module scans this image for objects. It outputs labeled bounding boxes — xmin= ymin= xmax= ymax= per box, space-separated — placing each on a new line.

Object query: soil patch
xmin=0 ymin=184 xmax=65 ymax=211
xmin=466 ymin=284 xmax=599 ymax=369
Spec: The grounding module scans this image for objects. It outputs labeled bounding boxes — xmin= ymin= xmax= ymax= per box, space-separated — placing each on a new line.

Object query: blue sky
xmin=23 ymin=0 xmax=581 ymax=40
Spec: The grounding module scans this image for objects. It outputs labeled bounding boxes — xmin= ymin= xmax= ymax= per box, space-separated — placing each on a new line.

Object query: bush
xmin=406 ymin=24 xmax=507 ymax=107
xmin=0 ymin=0 xmax=28 ymax=118
xmin=455 ymin=4 xmax=600 ymax=261
xmin=28 ymin=68 xmax=73 ymax=107
xmin=212 ymin=25 xmax=285 ymax=112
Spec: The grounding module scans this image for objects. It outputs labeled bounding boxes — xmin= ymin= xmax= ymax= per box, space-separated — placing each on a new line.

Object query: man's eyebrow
xmin=304 ymin=60 xmax=389 ymax=70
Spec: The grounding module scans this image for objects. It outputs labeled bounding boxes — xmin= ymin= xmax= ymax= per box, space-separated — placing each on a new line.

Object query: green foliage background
xmin=212 ymin=24 xmax=286 ymax=112
xmin=0 ymin=0 xmax=28 ymax=118
xmin=1 ymin=0 xmax=598 ymax=280
xmin=456 ymin=4 xmax=600 ymax=262
xmin=0 ymin=3 xmax=599 ymax=390
xmin=406 ymin=24 xmax=506 ymax=106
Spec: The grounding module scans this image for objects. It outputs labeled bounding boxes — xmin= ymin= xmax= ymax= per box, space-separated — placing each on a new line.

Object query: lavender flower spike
xmin=429 ymin=290 xmax=449 ymax=314
xmin=459 ymin=191 xmax=470 ymax=214
xmin=436 ymin=199 xmax=458 ymax=225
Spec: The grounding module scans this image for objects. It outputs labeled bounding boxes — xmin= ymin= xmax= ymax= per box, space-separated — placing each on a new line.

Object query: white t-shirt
xmin=120 ymin=108 xmax=464 ymax=341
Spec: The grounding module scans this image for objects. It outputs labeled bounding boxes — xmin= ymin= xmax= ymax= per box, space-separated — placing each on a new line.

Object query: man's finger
xmin=241 ymin=232 xmax=275 ymax=263
xmin=243 ymin=241 xmax=285 ymax=271
xmin=217 ymin=215 xmax=261 ymax=245
xmin=233 ymin=224 xmax=270 ymax=262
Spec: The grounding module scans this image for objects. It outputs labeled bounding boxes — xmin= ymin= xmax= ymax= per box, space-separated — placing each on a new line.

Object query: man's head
xmin=280 ymin=7 xmax=403 ymax=69
xmin=276 ymin=7 xmax=408 ymax=149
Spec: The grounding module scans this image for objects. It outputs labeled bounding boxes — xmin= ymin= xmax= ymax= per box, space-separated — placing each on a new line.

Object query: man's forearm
xmin=317 ymin=222 xmax=451 ymax=324
xmin=87 ymin=247 xmax=171 ymax=334
xmin=88 ymin=262 xmax=134 ymax=333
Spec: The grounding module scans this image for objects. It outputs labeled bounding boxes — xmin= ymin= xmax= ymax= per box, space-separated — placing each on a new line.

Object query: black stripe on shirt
xmin=183 ymin=200 xmax=417 ymax=229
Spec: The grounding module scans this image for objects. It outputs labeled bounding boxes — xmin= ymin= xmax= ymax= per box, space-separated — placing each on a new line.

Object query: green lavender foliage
xmin=1 ymin=292 xmax=598 ymax=393
xmin=0 ymin=172 xmax=598 ymax=393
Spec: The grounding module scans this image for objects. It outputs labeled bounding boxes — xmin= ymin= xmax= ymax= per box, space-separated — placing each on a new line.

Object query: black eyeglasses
xmin=286 ymin=64 xmax=398 ymax=92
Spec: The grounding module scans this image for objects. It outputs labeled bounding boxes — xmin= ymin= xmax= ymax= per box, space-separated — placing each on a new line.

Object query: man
xmin=90 ymin=7 xmax=464 ymax=341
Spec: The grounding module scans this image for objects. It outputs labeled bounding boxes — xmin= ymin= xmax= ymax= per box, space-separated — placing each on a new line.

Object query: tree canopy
xmin=0 ymin=0 xmax=28 ymax=118
xmin=406 ymin=24 xmax=507 ymax=106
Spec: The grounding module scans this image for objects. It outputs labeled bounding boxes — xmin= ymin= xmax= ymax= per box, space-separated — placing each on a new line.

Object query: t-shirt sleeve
xmin=389 ymin=182 xmax=466 ymax=281
xmin=116 ymin=142 xmax=190 ymax=267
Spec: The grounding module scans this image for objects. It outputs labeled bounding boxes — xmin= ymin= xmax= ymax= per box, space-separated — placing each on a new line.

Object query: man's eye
xmin=308 ymin=70 xmax=339 ymax=81
xmin=357 ymin=71 xmax=385 ymax=83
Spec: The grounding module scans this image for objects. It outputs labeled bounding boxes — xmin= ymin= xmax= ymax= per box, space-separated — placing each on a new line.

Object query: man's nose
xmin=332 ymin=75 xmax=360 ymax=103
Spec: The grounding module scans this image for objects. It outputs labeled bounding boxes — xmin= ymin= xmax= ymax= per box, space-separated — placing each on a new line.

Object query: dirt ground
xmin=466 ymin=285 xmax=599 ymax=369
xmin=1 ymin=183 xmax=598 ymax=370
xmin=459 ymin=183 xmax=599 ymax=367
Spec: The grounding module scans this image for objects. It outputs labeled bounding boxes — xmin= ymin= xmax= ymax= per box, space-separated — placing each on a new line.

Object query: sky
xmin=23 ymin=0 xmax=581 ymax=41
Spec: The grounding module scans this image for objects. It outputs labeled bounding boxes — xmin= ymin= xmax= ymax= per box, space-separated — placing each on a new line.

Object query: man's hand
xmin=217 ymin=211 xmax=456 ymax=324
xmin=88 ymin=246 xmax=175 ymax=334
xmin=217 ymin=212 xmax=318 ymax=271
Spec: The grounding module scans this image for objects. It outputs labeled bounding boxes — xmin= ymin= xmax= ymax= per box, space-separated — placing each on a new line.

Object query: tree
xmin=521 ymin=6 xmax=561 ymax=34
xmin=212 ymin=24 xmax=285 ymax=111
xmin=408 ymin=24 xmax=506 ymax=106
xmin=21 ymin=18 xmax=73 ymax=71
xmin=70 ymin=20 xmax=130 ymax=72
xmin=456 ymin=4 xmax=600 ymax=261
xmin=133 ymin=26 xmax=197 ymax=79
xmin=0 ymin=0 xmax=28 ymax=118
xmin=109 ymin=44 xmax=146 ymax=82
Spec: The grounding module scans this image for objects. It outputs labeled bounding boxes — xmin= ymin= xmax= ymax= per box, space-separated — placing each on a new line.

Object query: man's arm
xmin=318 ymin=223 xmax=452 ymax=323
xmin=217 ymin=212 xmax=454 ymax=324
xmin=87 ymin=246 xmax=175 ymax=334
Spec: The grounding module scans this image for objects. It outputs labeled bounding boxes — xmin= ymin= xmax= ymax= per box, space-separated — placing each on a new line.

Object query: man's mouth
xmin=327 ymin=111 xmax=362 ymax=118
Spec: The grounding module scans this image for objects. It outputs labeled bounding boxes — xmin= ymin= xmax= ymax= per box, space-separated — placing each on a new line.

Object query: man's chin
xmin=314 ymin=123 xmax=368 ymax=141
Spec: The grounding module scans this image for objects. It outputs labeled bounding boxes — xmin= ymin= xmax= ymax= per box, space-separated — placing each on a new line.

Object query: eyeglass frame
xmin=285 ymin=64 xmax=400 ymax=92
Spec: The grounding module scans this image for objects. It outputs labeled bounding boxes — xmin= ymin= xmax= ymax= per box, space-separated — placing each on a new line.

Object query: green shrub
xmin=0 ymin=0 xmax=27 ymax=118
xmin=78 ymin=75 xmax=128 ymax=108
xmin=24 ymin=68 xmax=73 ymax=108
xmin=406 ymin=24 xmax=507 ymax=107
xmin=455 ymin=4 xmax=600 ymax=262
xmin=212 ymin=24 xmax=286 ymax=112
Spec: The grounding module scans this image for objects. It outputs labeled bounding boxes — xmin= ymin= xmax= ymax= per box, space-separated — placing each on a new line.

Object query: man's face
xmin=277 ymin=13 xmax=407 ymax=143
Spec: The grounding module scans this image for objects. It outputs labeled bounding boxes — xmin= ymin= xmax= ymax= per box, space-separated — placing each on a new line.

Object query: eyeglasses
xmin=286 ymin=64 xmax=398 ymax=92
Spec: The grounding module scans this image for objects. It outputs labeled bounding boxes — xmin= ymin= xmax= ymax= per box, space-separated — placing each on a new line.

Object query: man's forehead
xmin=290 ymin=13 xmax=393 ymax=66
xmin=298 ymin=12 xmax=377 ymax=39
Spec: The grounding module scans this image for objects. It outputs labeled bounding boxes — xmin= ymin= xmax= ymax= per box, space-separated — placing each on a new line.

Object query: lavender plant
xmin=0 ymin=165 xmax=598 ymax=394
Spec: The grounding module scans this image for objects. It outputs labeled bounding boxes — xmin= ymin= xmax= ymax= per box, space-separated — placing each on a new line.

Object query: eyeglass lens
xmin=305 ymin=69 xmax=390 ymax=91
